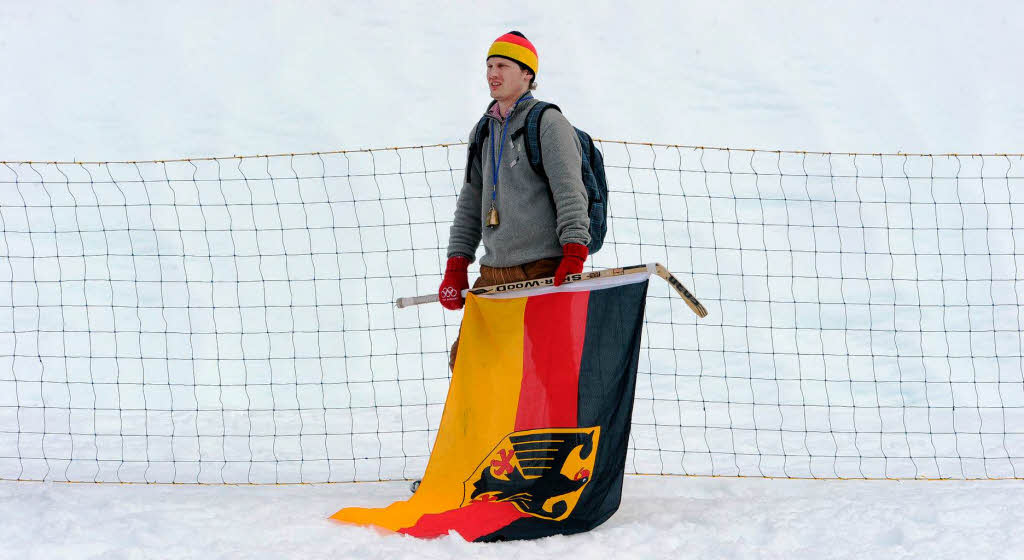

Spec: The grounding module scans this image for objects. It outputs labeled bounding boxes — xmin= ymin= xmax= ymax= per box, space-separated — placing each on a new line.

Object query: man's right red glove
xmin=438 ymin=256 xmax=470 ymax=310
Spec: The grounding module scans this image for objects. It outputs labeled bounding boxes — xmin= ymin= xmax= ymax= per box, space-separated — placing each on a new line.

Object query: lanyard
xmin=489 ymin=94 xmax=532 ymax=200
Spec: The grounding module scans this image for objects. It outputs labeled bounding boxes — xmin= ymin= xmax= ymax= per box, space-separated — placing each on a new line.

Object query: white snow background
xmin=3 ymin=1 xmax=1024 ymax=558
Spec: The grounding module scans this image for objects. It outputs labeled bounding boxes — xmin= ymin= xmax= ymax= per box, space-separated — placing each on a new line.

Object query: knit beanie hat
xmin=487 ymin=31 xmax=538 ymax=76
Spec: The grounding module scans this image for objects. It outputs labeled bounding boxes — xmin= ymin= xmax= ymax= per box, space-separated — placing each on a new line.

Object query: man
xmin=439 ymin=31 xmax=591 ymax=371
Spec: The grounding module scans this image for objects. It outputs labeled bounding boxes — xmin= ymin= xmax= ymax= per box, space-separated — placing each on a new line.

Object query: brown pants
xmin=448 ymin=257 xmax=561 ymax=371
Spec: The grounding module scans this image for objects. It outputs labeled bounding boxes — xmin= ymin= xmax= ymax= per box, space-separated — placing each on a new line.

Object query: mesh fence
xmin=1 ymin=144 xmax=1022 ymax=483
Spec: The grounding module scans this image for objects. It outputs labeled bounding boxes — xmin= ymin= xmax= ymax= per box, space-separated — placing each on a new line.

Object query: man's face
xmin=486 ymin=56 xmax=531 ymax=101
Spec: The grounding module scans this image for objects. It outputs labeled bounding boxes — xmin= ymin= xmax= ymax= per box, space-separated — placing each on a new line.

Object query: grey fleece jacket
xmin=447 ymin=94 xmax=591 ymax=268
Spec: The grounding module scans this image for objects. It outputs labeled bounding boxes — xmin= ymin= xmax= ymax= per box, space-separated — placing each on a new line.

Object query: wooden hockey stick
xmin=396 ymin=262 xmax=708 ymax=318
xmin=652 ymin=263 xmax=709 ymax=318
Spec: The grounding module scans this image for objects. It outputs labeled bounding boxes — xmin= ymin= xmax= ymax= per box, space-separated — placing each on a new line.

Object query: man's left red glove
xmin=553 ymin=243 xmax=588 ymax=286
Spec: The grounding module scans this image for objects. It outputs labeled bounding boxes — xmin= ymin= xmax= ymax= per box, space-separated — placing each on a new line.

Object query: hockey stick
xmin=395 ymin=262 xmax=708 ymax=318
xmin=652 ymin=263 xmax=709 ymax=318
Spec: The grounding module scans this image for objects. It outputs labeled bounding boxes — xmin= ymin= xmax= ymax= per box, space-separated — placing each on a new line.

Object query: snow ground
xmin=3 ymin=476 xmax=1024 ymax=559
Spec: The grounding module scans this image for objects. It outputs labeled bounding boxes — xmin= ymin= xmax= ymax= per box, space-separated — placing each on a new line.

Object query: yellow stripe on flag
xmin=330 ymin=293 xmax=527 ymax=531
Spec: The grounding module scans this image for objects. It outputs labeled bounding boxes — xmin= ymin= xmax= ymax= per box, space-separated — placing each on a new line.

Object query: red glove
xmin=553 ymin=243 xmax=588 ymax=286
xmin=438 ymin=256 xmax=470 ymax=310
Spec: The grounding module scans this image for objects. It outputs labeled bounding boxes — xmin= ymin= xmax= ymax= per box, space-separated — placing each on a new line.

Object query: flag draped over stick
xmin=331 ymin=274 xmax=650 ymax=541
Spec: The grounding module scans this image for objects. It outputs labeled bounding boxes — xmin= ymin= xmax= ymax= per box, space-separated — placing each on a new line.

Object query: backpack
xmin=466 ymin=101 xmax=609 ymax=254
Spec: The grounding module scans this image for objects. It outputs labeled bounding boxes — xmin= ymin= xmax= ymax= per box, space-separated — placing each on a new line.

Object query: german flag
xmin=330 ymin=275 xmax=649 ymax=541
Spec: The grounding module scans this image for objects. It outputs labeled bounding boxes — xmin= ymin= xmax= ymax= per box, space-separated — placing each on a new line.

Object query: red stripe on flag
xmin=515 ymin=291 xmax=590 ymax=430
xmin=398 ymin=501 xmax=529 ymax=541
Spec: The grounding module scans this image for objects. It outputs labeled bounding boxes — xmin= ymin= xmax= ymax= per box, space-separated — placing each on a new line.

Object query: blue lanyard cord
xmin=490 ymin=94 xmax=532 ymax=194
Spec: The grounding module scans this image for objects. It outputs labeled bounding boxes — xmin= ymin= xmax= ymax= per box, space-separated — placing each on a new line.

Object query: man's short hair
xmin=514 ymin=60 xmax=536 ymax=84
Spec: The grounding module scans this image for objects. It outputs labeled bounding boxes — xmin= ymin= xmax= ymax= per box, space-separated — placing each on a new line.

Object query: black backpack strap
xmin=522 ymin=101 xmax=561 ymax=179
xmin=464 ymin=115 xmax=490 ymax=184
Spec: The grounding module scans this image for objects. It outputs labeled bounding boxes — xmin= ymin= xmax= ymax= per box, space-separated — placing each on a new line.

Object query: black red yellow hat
xmin=487 ymin=31 xmax=538 ymax=75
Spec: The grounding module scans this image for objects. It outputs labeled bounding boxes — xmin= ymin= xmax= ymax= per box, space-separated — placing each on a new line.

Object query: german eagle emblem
xmin=463 ymin=427 xmax=600 ymax=521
